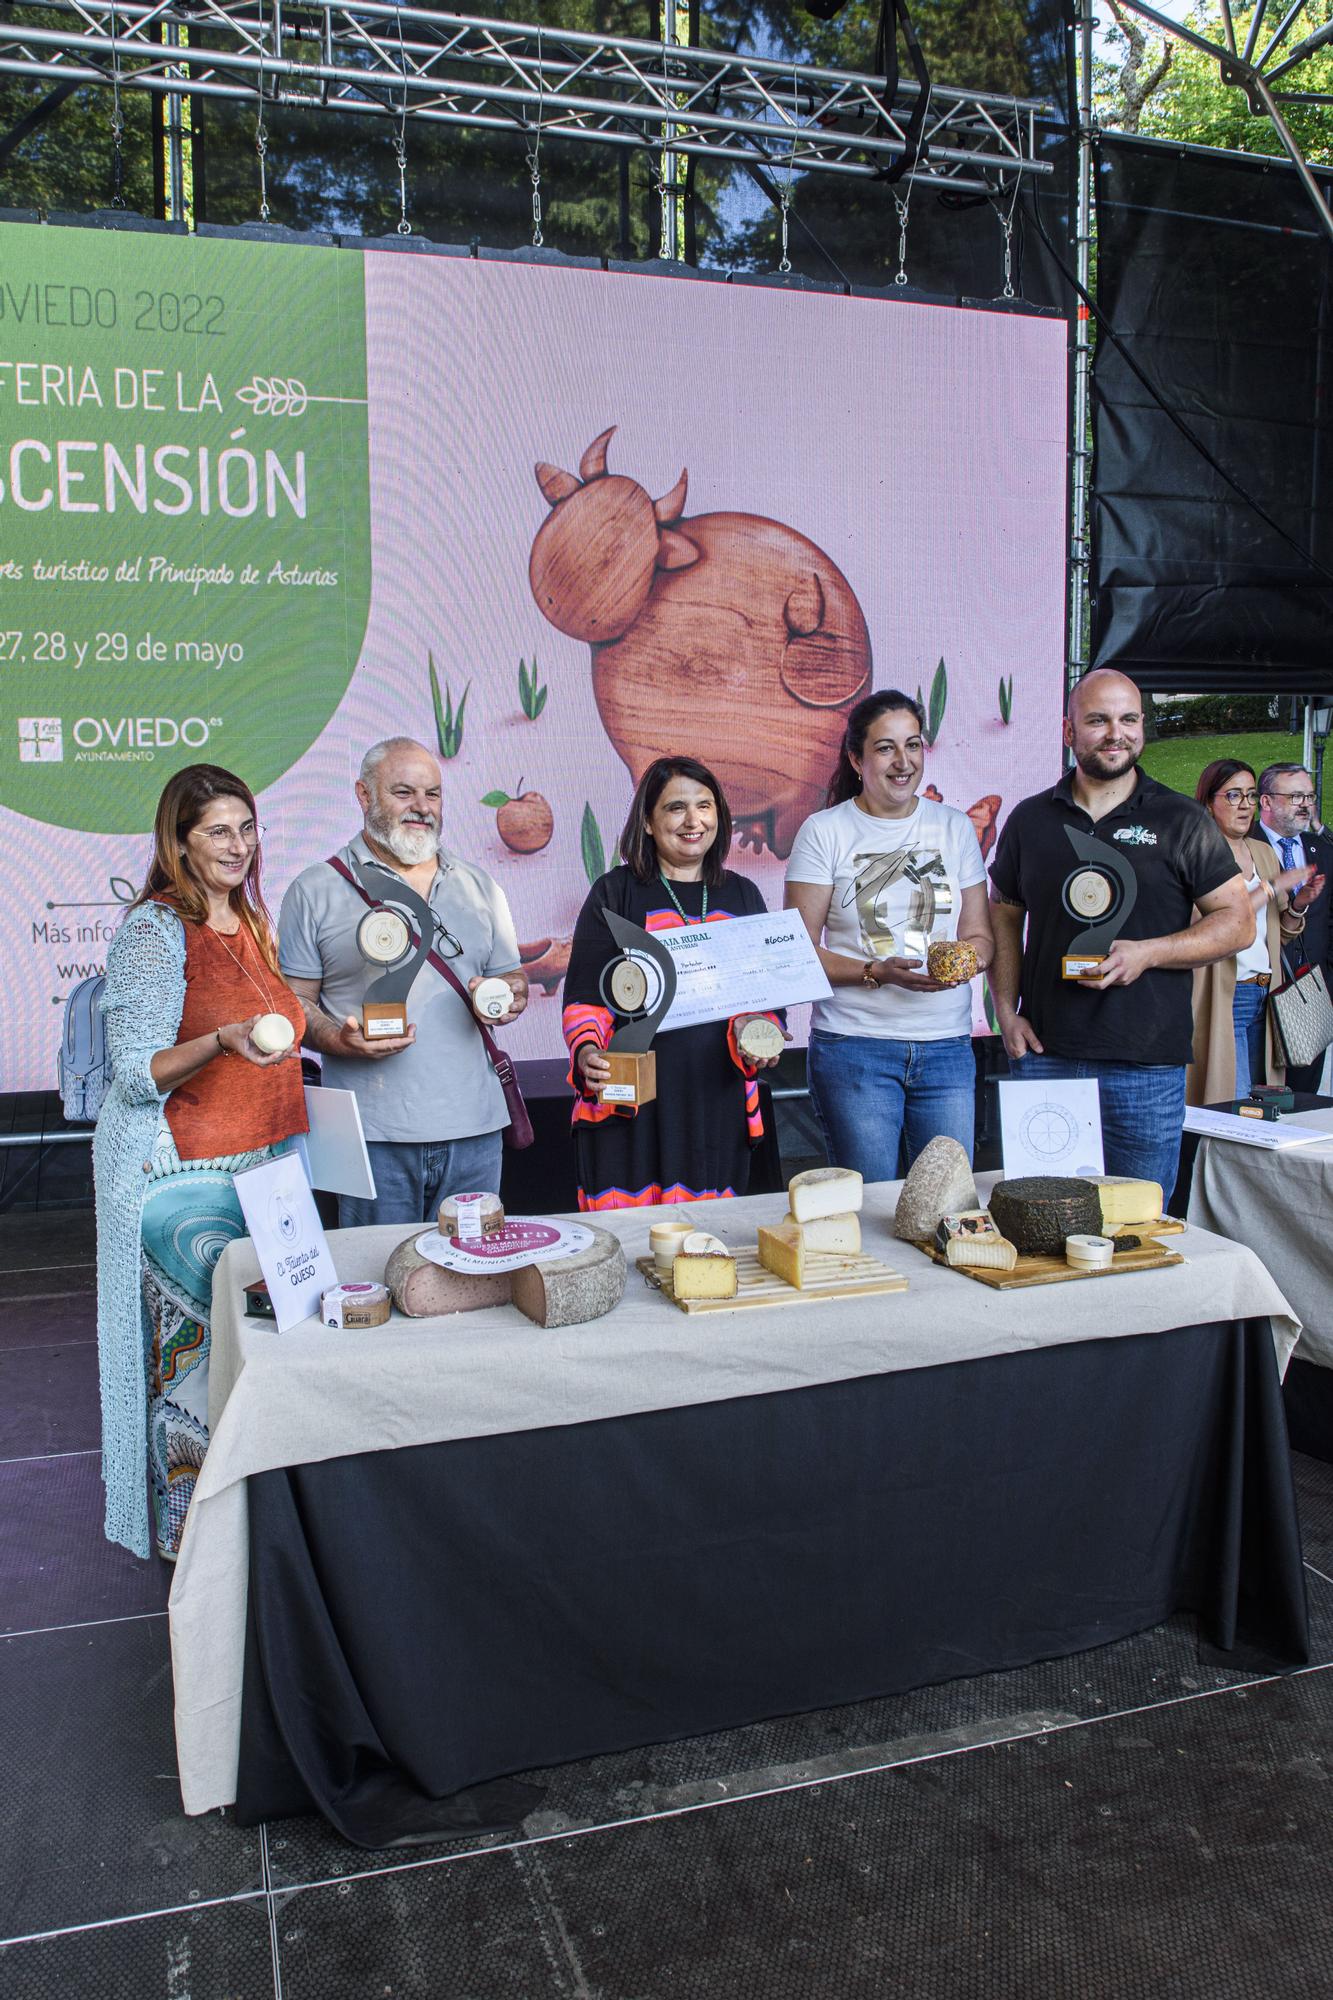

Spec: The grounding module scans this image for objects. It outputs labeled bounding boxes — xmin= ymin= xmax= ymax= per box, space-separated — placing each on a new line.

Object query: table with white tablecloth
xmin=1188 ymin=1117 xmax=1333 ymax=1457
xmin=169 ymin=1177 xmax=1306 ymax=1836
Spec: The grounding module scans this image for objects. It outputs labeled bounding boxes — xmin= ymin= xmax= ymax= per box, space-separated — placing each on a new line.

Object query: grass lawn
xmin=1139 ymin=731 xmax=1331 ymax=822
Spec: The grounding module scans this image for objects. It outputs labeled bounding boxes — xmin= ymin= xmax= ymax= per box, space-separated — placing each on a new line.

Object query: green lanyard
xmin=658 ymin=871 xmax=708 ymax=925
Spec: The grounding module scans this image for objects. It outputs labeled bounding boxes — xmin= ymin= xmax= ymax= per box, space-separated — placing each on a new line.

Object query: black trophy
xmin=597 ymin=911 xmax=678 ymax=1105
xmin=1060 ymin=827 xmax=1139 ymax=979
xmin=350 ymin=860 xmax=435 ymax=1038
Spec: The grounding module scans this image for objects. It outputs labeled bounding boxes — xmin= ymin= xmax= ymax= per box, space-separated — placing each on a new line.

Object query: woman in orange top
xmin=94 ymin=765 xmax=307 ymax=1559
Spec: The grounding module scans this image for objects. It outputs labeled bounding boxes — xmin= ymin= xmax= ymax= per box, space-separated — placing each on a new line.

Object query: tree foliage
xmin=1095 ymin=0 xmax=1333 ymax=167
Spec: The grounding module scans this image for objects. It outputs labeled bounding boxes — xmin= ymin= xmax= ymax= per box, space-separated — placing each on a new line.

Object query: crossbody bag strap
xmin=325 ymin=854 xmax=512 ymax=1072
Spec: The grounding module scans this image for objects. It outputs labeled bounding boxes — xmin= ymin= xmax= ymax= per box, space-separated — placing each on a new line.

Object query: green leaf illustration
xmin=581 ymin=801 xmax=606 ymax=885
xmin=998 ymin=673 xmax=1014 ymax=725
xmin=428 ymin=653 xmax=471 ymax=758
xmin=429 ymin=651 xmax=446 ymax=753
xmin=480 ymin=789 xmax=511 ymax=807
xmin=926 ymin=658 xmax=948 ymax=746
xmin=519 ymin=652 xmax=548 ymax=722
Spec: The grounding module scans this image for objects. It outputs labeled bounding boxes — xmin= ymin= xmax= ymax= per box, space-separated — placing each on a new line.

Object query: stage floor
xmin=3 ymin=1206 xmax=1333 ymax=1996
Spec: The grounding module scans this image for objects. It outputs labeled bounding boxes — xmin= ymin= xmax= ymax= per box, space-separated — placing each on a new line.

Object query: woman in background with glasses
xmin=1187 ymin=759 xmax=1322 ymax=1105
xmin=93 ymin=765 xmax=306 ymax=1559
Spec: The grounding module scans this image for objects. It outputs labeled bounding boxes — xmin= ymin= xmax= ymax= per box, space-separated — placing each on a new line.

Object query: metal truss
xmin=0 ymin=1 xmax=1054 ymax=200
xmin=1111 ymin=0 xmax=1333 ymax=245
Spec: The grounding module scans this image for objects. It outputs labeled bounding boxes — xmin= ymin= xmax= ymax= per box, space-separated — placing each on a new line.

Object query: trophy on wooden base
xmin=1060 ymin=827 xmax=1139 ymax=980
xmin=597 ymin=910 xmax=678 ymax=1106
xmin=350 ymin=864 xmax=435 ymax=1038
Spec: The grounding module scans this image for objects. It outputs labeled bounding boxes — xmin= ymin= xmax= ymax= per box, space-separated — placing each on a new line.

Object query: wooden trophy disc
xmin=599 ymin=1049 xmax=657 ymax=1107
xmin=362 ymin=1000 xmax=409 ymax=1038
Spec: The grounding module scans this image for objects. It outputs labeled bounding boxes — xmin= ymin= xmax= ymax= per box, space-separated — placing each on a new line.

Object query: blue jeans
xmin=338 ymin=1131 xmax=505 ymax=1228
xmin=1011 ymin=1055 xmax=1186 ymax=1198
xmin=1231 ymin=981 xmax=1268 ymax=1100
xmin=807 ymin=1031 xmax=976 ymax=1182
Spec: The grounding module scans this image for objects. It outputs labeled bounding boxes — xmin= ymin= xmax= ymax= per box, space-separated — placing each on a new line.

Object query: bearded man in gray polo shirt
xmin=279 ymin=736 xmax=528 ymax=1225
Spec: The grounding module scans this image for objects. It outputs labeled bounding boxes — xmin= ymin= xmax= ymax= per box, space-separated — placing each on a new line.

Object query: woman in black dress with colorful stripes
xmin=562 ymin=757 xmax=785 ymax=1212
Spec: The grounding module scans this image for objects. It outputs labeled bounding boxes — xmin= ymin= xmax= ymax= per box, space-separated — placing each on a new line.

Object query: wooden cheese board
xmin=916 ymin=1236 xmax=1184 ymax=1291
xmin=1105 ymin=1215 xmax=1185 ymax=1240
xmin=637 ymin=1248 xmax=909 ymax=1315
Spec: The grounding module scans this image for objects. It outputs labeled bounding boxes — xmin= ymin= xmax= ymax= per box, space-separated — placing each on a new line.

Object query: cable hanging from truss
xmin=525 ymin=22 xmax=545 ymax=249
xmin=776 ymin=61 xmax=799 ymax=275
xmin=107 ymin=0 xmax=126 ymax=208
xmin=254 ymin=0 xmax=270 ymax=222
xmin=393 ymin=0 xmax=411 ymax=234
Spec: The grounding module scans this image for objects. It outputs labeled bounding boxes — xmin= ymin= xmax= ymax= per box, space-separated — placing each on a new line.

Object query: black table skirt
xmin=236 ymin=1318 xmax=1309 ymax=1846
xmin=1285 ymin=1356 xmax=1333 ymax=1464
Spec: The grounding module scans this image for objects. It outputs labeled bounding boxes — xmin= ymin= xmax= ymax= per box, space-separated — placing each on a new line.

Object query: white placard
xmin=294 ymin=1086 xmax=377 ymax=1199
xmin=657 ymin=909 xmax=831 ymax=1032
xmin=233 ymin=1152 xmax=340 ymax=1331
xmin=414 ymin=1217 xmax=594 ymax=1276
xmin=1183 ymin=1107 xmax=1330 ymax=1151
xmin=998 ymin=1078 xmax=1105 ymax=1178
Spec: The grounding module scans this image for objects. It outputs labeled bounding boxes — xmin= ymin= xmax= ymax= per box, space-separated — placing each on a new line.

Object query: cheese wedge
xmin=672 ymin=1238 xmax=737 ymax=1299
xmin=757 ymin=1219 xmax=806 ymax=1288
xmin=933 ymin=1209 xmax=1001 ymax=1255
xmin=788 ymin=1166 xmax=863 ymax=1223
xmin=1088 ymin=1177 xmax=1163 ymax=1231
xmin=784 ymin=1210 xmax=861 ymax=1255
xmin=944 ymin=1234 xmax=1018 ymax=1272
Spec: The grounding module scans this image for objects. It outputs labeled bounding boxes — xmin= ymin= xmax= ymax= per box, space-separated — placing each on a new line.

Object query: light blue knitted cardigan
xmin=93 ymin=901 xmax=186 ymax=1559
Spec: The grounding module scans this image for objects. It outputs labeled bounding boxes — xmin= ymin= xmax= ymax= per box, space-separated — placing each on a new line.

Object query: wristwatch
xmin=861 ymin=960 xmax=881 ymax=988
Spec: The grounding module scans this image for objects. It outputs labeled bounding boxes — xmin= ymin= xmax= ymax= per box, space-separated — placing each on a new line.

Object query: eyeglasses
xmin=1268 ymin=791 xmax=1315 ymax=805
xmin=196 ymin=821 xmax=266 ymax=848
xmin=1219 ymin=789 xmax=1258 ymax=805
xmin=432 ymin=917 xmax=463 ymax=959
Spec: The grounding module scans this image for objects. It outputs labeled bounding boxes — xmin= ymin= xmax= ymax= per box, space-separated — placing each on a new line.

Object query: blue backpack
xmin=58 ymin=974 xmax=110 ymax=1123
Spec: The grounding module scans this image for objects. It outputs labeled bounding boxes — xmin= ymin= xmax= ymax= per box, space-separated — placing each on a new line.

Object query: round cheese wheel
xmin=989 ymin=1177 xmax=1102 ymax=1256
xmin=472 ymin=977 xmax=515 ymax=1022
xmin=321 ymin=1282 xmax=391 ymax=1329
xmin=737 ymin=1016 xmax=786 ymax=1062
xmin=926 ymin=940 xmax=979 ymax=987
xmin=438 ymin=1191 xmax=506 ymax=1239
xmin=250 ymin=1012 xmax=295 ymax=1055
xmin=509 ymin=1227 xmax=626 ymax=1328
xmin=1064 ymin=1233 xmax=1114 ymax=1270
xmin=649 ymin=1221 xmax=693 ymax=1274
xmin=384 ymin=1233 xmax=514 ymax=1316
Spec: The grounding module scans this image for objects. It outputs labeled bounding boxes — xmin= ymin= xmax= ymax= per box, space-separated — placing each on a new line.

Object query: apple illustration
xmin=481 ymin=778 xmax=554 ymax=854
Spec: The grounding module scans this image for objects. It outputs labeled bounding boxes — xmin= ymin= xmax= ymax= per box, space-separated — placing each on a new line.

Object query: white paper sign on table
xmin=657 ymin=909 xmax=831 ymax=1032
xmin=998 ymin=1077 xmax=1105 ymax=1178
xmin=233 ymin=1151 xmax=339 ymax=1331
xmin=1183 ymin=1107 xmax=1330 ymax=1151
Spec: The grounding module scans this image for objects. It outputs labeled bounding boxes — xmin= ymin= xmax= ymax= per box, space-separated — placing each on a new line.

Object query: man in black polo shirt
xmin=988 ymin=670 xmax=1253 ymax=1194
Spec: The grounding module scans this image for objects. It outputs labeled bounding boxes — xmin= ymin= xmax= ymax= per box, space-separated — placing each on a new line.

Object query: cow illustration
xmin=528 ymin=426 xmax=872 ymax=859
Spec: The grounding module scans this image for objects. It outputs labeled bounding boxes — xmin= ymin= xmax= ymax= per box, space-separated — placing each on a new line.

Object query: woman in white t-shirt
xmin=785 ymin=690 xmax=994 ymax=1180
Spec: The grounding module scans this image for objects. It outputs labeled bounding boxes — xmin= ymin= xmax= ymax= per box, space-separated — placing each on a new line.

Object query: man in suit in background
xmin=1256 ymin=762 xmax=1333 ymax=1093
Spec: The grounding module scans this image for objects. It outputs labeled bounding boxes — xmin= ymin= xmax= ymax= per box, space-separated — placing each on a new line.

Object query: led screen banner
xmin=0 ymin=222 xmax=1068 ymax=1092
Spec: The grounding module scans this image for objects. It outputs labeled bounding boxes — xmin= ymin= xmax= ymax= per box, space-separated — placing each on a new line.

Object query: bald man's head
xmin=1063 ymin=671 xmax=1145 ymax=785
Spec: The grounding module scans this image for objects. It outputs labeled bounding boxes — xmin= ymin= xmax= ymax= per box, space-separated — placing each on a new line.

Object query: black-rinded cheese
xmin=988 ymin=1177 xmax=1102 ymax=1256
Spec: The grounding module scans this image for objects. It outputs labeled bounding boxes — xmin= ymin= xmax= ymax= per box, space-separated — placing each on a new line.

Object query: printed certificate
xmin=657 ymin=910 xmax=831 ymax=1031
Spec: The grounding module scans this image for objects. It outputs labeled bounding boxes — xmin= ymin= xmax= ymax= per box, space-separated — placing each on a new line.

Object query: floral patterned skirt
xmin=139 ymin=1127 xmax=273 ymax=1558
